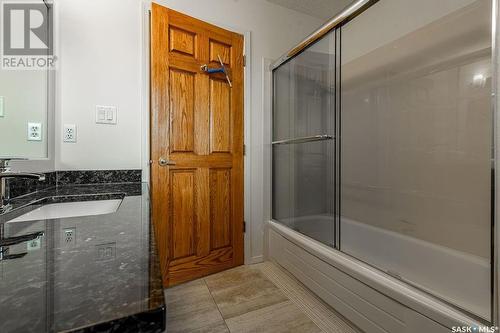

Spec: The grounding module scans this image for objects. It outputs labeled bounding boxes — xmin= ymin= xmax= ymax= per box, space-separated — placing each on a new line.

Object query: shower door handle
xmin=272 ymin=134 xmax=334 ymax=145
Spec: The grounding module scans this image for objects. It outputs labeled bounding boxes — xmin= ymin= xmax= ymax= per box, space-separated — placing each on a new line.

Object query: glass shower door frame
xmin=334 ymin=28 xmax=341 ymax=249
xmin=271 ymin=0 xmax=499 ymax=325
xmin=492 ymin=0 xmax=499 ymax=325
xmin=271 ymin=15 xmax=338 ymax=246
xmin=336 ymin=0 xmax=497 ymax=323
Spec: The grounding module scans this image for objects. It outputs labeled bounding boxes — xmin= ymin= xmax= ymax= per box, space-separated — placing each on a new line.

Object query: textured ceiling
xmin=266 ymin=0 xmax=354 ymax=20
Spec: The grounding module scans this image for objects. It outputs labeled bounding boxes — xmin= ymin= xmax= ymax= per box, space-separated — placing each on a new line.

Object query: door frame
xmin=139 ymin=0 xmax=254 ymax=265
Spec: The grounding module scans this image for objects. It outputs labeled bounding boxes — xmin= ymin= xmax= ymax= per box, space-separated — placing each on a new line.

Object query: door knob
xmin=159 ymin=158 xmax=176 ymax=166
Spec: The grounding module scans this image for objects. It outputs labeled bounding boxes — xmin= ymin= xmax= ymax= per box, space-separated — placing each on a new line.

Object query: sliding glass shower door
xmin=272 ymin=32 xmax=336 ymax=247
xmin=272 ymin=0 xmax=494 ymax=323
xmin=340 ymin=0 xmax=493 ymax=320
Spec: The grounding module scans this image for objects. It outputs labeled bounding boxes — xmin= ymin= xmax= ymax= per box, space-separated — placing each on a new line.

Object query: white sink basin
xmin=8 ymin=199 xmax=123 ymax=223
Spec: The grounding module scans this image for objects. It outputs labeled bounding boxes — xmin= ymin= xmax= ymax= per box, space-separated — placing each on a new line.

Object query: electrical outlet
xmin=63 ymin=228 xmax=76 ymax=246
xmin=27 ymin=122 xmax=42 ymax=141
xmin=95 ymin=242 xmax=116 ymax=261
xmin=63 ymin=124 xmax=77 ymax=143
xmin=27 ymin=237 xmax=41 ymax=251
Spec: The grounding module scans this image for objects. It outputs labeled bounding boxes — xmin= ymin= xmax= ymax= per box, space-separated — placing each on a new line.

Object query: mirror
xmin=0 ymin=2 xmax=50 ymax=160
xmin=0 ymin=70 xmax=48 ymax=159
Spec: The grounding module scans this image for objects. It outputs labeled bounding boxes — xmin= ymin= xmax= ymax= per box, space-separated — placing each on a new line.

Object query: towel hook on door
xmin=201 ymin=55 xmax=233 ymax=88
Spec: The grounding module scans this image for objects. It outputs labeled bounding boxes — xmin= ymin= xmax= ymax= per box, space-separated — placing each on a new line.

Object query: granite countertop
xmin=0 ymin=183 xmax=165 ymax=333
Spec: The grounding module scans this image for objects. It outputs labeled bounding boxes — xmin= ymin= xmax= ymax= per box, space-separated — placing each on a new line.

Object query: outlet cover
xmin=0 ymin=96 xmax=4 ymax=117
xmin=27 ymin=122 xmax=42 ymax=141
xmin=63 ymin=228 xmax=76 ymax=247
xmin=63 ymin=124 xmax=77 ymax=143
xmin=27 ymin=237 xmax=42 ymax=251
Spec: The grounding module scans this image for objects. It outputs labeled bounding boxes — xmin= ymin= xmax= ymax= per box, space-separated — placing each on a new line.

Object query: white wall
xmin=56 ymin=0 xmax=143 ymax=170
xmin=55 ymin=0 xmax=322 ymax=262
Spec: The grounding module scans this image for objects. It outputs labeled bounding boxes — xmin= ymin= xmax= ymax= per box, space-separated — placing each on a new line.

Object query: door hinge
xmin=243 ymin=221 xmax=246 ymax=233
xmin=243 ymin=55 xmax=246 ymax=67
xmin=243 ymin=144 xmax=246 ymax=156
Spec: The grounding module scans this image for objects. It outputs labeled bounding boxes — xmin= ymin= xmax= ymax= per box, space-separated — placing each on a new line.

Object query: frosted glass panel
xmin=273 ymin=141 xmax=334 ymax=246
xmin=273 ymin=33 xmax=335 ymax=142
xmin=340 ymin=0 xmax=492 ymax=320
xmin=272 ymin=32 xmax=335 ymax=246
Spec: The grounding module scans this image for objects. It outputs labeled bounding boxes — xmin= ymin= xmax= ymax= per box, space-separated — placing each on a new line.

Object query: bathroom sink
xmin=8 ymin=199 xmax=123 ymax=223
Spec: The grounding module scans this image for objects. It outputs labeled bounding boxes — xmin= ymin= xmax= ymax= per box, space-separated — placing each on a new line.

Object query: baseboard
xmin=249 ymin=255 xmax=264 ymax=264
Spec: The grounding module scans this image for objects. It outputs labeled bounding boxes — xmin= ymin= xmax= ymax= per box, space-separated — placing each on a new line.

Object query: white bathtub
xmin=278 ymin=214 xmax=490 ymax=320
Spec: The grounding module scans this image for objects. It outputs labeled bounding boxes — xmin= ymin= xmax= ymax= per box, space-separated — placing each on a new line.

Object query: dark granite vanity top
xmin=0 ymin=183 xmax=165 ymax=333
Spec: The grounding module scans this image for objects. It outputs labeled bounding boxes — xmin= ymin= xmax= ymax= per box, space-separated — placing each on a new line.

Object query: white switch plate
xmin=95 ymin=242 xmax=116 ymax=261
xmin=63 ymin=124 xmax=77 ymax=143
xmin=27 ymin=122 xmax=42 ymax=141
xmin=95 ymin=105 xmax=117 ymax=125
xmin=0 ymin=96 xmax=4 ymax=117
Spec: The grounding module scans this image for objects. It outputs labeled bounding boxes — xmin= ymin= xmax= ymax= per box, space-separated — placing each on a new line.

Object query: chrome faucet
xmin=0 ymin=159 xmax=46 ymax=214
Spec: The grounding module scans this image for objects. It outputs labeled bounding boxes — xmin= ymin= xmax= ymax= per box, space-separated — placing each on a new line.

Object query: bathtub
xmin=268 ymin=215 xmax=491 ymax=331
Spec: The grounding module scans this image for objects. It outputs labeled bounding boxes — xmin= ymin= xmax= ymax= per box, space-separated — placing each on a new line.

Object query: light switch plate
xmin=27 ymin=122 xmax=42 ymax=141
xmin=0 ymin=96 xmax=4 ymax=117
xmin=63 ymin=124 xmax=77 ymax=143
xmin=95 ymin=242 xmax=116 ymax=261
xmin=95 ymin=105 xmax=117 ymax=125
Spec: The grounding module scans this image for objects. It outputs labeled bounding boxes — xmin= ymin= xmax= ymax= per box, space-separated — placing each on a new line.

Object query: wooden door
xmin=151 ymin=4 xmax=244 ymax=287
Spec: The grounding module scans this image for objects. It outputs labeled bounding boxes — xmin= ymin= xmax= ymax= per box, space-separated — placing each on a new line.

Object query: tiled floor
xmin=165 ymin=262 xmax=360 ymax=333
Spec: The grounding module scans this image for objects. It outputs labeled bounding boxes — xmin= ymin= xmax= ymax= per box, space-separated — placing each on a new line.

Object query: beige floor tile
xmin=166 ymin=280 xmax=225 ymax=333
xmin=225 ymin=300 xmax=322 ymax=333
xmin=204 ymin=265 xmax=288 ymax=319
xmin=190 ymin=322 xmax=230 ymax=333
xmin=204 ymin=265 xmax=261 ymax=290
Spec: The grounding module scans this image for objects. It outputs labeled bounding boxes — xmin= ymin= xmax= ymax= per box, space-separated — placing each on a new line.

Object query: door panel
xmin=170 ymin=170 xmax=196 ymax=260
xmin=209 ymin=40 xmax=231 ymax=64
xmin=169 ymin=26 xmax=197 ymax=57
xmin=151 ymin=4 xmax=244 ymax=287
xmin=272 ymin=31 xmax=336 ymax=247
xmin=210 ymin=168 xmax=232 ymax=250
xmin=339 ymin=0 xmax=492 ymax=320
xmin=210 ymin=79 xmax=232 ymax=153
xmin=169 ymin=69 xmax=195 ymax=153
